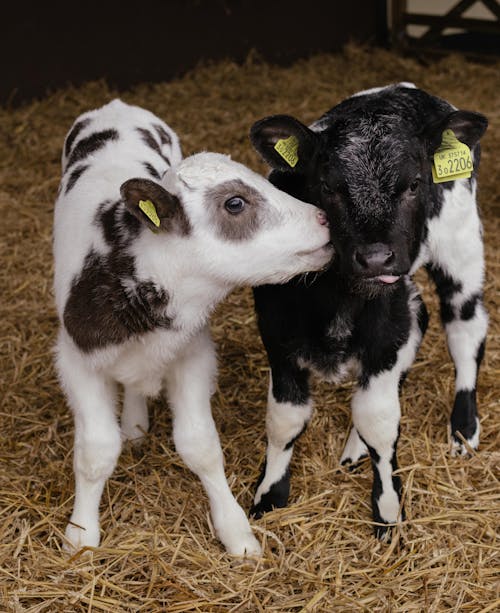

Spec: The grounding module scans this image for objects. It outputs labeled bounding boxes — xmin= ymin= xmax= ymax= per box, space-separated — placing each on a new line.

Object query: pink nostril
xmin=317 ymin=210 xmax=329 ymax=226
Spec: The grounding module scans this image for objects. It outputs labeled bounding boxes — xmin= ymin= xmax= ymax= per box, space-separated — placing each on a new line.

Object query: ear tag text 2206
xmin=139 ymin=199 xmax=161 ymax=228
xmin=274 ymin=135 xmax=299 ymax=168
xmin=432 ymin=129 xmax=473 ymax=184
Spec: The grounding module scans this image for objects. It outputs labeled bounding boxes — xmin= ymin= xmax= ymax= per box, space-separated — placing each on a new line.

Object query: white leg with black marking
xmin=353 ymin=286 xmax=424 ymax=539
xmin=340 ymin=426 xmax=368 ymax=467
xmin=252 ymin=377 xmax=312 ymax=516
xmin=426 ymin=183 xmax=487 ymax=454
xmin=121 ymin=386 xmax=149 ymax=443
xmin=165 ymin=327 xmax=261 ymax=556
xmin=352 ymin=372 xmax=402 ymax=538
xmin=57 ymin=337 xmax=122 ymax=551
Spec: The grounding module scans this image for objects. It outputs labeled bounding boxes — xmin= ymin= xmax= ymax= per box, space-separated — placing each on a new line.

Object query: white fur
xmin=54 ymin=100 xmax=332 ymax=555
xmin=411 ymin=173 xmax=487 ymax=453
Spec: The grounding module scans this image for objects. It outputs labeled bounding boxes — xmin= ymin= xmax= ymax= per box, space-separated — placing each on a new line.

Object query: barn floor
xmin=0 ymin=45 xmax=498 ymax=612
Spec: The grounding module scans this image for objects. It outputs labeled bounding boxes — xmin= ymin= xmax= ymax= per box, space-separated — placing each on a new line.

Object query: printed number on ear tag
xmin=274 ymin=136 xmax=299 ymax=168
xmin=139 ymin=199 xmax=161 ymax=227
xmin=432 ymin=129 xmax=473 ymax=184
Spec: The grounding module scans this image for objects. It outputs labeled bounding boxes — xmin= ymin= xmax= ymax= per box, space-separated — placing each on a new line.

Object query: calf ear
xmin=250 ymin=114 xmax=319 ymax=172
xmin=120 ymin=178 xmax=190 ymax=234
xmin=425 ymin=110 xmax=488 ymax=153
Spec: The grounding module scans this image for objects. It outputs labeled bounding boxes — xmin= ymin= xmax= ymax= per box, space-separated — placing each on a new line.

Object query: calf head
xmin=121 ymin=152 xmax=332 ymax=287
xmin=250 ymin=86 xmax=487 ymax=296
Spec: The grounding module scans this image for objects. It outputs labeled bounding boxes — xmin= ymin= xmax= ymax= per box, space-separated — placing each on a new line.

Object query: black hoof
xmin=341 ymin=453 xmax=369 ymax=472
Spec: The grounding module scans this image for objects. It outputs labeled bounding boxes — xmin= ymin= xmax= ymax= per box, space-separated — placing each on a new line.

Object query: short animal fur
xmin=53 ymin=99 xmax=333 ymax=555
xmin=249 ymin=83 xmax=488 ymax=538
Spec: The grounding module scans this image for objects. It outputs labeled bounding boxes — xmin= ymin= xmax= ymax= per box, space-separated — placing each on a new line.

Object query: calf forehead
xmin=325 ymin=116 xmax=418 ymax=208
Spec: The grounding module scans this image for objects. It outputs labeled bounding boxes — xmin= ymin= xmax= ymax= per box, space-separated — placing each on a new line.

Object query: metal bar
xmin=480 ymin=0 xmax=500 ymax=20
xmin=414 ymin=0 xmax=478 ymax=43
xmin=405 ymin=14 xmax=500 ymax=36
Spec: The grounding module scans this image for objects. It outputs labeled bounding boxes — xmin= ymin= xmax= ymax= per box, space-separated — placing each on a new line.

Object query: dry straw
xmin=0 ymin=45 xmax=498 ymax=612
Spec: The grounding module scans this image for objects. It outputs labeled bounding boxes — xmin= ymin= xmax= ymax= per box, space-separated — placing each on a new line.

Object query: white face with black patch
xmin=155 ymin=153 xmax=333 ymax=286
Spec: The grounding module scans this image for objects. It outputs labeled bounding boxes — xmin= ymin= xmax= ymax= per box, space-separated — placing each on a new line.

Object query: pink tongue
xmin=377 ymin=275 xmax=400 ymax=284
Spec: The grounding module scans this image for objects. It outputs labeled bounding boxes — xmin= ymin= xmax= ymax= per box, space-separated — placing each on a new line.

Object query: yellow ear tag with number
xmin=432 ymin=129 xmax=473 ymax=183
xmin=274 ymin=135 xmax=299 ymax=168
xmin=139 ymin=199 xmax=161 ymax=227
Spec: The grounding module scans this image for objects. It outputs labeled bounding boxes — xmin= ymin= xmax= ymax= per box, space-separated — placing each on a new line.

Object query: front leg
xmin=352 ymin=370 xmax=403 ymax=541
xmin=165 ymin=327 xmax=260 ymax=556
xmin=251 ymin=362 xmax=311 ymax=518
xmin=353 ymin=288 xmax=425 ymax=540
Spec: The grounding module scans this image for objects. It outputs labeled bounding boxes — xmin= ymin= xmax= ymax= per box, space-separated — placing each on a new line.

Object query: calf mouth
xmin=350 ymin=272 xmax=406 ymax=297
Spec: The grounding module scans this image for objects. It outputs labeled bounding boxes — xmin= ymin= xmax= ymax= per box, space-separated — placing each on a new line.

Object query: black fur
xmin=249 ymin=84 xmax=487 ymax=537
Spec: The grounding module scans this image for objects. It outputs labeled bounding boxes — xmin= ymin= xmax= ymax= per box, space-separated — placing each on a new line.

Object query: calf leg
xmin=426 ymin=206 xmax=487 ymax=454
xmin=251 ymin=363 xmax=311 ymax=518
xmin=121 ymin=386 xmax=149 ymax=443
xmin=353 ymin=290 xmax=425 ymax=539
xmin=340 ymin=427 xmax=368 ymax=468
xmin=352 ymin=375 xmax=402 ymax=540
xmin=56 ymin=335 xmax=122 ymax=550
xmin=165 ymin=327 xmax=260 ymax=556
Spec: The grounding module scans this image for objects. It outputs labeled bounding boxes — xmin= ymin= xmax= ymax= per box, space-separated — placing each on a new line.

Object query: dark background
xmin=2 ymin=0 xmax=499 ymax=108
xmin=1 ymin=0 xmax=388 ymax=107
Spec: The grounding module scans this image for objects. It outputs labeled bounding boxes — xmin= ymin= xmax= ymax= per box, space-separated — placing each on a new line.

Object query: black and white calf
xmin=53 ymin=99 xmax=333 ymax=555
xmin=249 ymin=83 xmax=488 ymax=538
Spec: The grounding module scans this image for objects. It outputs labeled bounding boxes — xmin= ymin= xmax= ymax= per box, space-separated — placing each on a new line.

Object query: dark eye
xmin=409 ymin=177 xmax=421 ymax=193
xmin=224 ymin=196 xmax=246 ymax=214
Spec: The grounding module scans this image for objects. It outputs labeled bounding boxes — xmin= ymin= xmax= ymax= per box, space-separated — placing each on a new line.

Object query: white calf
xmin=53 ymin=99 xmax=332 ymax=555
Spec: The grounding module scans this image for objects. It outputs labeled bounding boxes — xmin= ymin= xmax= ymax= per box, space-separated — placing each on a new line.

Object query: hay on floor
xmin=0 ymin=45 xmax=499 ymax=612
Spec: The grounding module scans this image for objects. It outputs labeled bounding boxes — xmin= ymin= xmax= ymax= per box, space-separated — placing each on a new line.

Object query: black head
xmin=250 ymin=85 xmax=487 ymax=297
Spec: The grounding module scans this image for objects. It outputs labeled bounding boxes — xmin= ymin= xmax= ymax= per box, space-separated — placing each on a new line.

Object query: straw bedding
xmin=0 ymin=45 xmax=498 ymax=612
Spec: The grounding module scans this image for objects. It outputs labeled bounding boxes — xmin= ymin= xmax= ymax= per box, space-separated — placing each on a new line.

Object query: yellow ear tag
xmin=139 ymin=199 xmax=161 ymax=227
xmin=432 ymin=129 xmax=473 ymax=183
xmin=274 ymin=135 xmax=299 ymax=168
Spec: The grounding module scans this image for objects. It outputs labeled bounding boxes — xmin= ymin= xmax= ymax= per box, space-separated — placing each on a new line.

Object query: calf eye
xmin=409 ymin=177 xmax=421 ymax=193
xmin=224 ymin=196 xmax=246 ymax=214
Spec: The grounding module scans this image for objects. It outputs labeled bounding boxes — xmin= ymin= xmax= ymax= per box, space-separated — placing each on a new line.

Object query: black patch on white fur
xmin=153 ymin=123 xmax=172 ymax=145
xmin=64 ymin=249 xmax=172 ymax=352
xmin=426 ymin=265 xmax=463 ymax=324
xmin=142 ymin=162 xmax=162 ymax=180
xmin=250 ymin=461 xmax=290 ymax=519
xmin=64 ymin=118 xmax=91 ymax=158
xmin=66 ymin=129 xmax=119 ymax=169
xmin=95 ymin=200 xmax=142 ymax=245
xmin=460 ymin=293 xmax=481 ymax=321
xmin=65 ymin=164 xmax=89 ymax=193
xmin=136 ymin=127 xmax=170 ymax=166
xmin=451 ymin=390 xmax=478 ymax=443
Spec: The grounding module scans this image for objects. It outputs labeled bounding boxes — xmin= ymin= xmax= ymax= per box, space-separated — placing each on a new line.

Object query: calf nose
xmin=316 ymin=210 xmax=329 ymax=226
xmin=353 ymin=243 xmax=394 ymax=274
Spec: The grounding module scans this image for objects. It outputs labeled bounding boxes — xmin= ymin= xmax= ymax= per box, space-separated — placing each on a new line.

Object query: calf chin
xmin=349 ymin=275 xmax=403 ymax=299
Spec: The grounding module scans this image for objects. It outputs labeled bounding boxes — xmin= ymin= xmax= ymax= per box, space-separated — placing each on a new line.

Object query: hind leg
xmin=56 ymin=334 xmax=121 ymax=550
xmin=121 ymin=386 xmax=149 ymax=443
xmin=426 ymin=197 xmax=487 ymax=455
xmin=428 ymin=262 xmax=487 ymax=454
